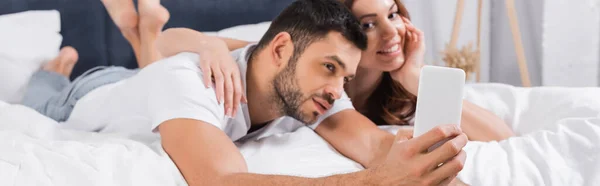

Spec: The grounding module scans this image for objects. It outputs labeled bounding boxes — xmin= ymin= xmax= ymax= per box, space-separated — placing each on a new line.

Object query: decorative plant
xmin=442 ymin=42 xmax=479 ymax=80
xmin=441 ymin=0 xmax=531 ymax=86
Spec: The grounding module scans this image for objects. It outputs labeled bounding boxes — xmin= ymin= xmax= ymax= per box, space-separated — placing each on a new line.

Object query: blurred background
xmin=404 ymin=0 xmax=600 ymax=87
xmin=2 ymin=0 xmax=599 ymax=87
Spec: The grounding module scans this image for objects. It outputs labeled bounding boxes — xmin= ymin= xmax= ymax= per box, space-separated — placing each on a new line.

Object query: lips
xmin=378 ymin=44 xmax=400 ymax=54
xmin=376 ymin=41 xmax=403 ymax=59
xmin=313 ymin=97 xmax=332 ymax=114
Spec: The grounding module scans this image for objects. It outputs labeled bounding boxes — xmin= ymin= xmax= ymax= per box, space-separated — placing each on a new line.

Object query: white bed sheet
xmin=0 ymin=83 xmax=599 ymax=186
xmin=0 ymin=103 xmax=185 ymax=186
xmin=457 ymin=83 xmax=600 ymax=185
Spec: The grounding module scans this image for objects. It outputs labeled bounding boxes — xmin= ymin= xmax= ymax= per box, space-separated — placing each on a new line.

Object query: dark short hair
xmin=254 ymin=0 xmax=367 ymax=61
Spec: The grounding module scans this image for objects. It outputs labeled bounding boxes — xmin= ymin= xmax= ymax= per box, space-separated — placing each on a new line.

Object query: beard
xmin=271 ymin=55 xmax=336 ymax=125
xmin=271 ymin=59 xmax=316 ymax=124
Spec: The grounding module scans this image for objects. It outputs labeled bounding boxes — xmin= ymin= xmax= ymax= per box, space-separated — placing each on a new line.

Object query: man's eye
xmin=325 ymin=63 xmax=335 ymax=72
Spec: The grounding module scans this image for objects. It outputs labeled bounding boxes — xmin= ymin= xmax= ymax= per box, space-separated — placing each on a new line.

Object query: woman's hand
xmin=196 ymin=38 xmax=247 ymax=117
xmin=390 ymin=17 xmax=425 ymax=96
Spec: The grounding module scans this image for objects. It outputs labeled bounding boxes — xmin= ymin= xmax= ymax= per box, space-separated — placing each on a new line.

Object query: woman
xmin=156 ymin=0 xmax=514 ymax=143
xmin=336 ymin=0 xmax=514 ymax=142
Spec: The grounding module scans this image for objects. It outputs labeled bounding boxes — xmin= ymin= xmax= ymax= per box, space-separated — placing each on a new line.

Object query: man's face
xmin=272 ymin=32 xmax=361 ymax=124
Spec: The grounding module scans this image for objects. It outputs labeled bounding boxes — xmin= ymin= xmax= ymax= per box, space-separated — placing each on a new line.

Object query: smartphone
xmin=413 ymin=65 xmax=465 ymax=151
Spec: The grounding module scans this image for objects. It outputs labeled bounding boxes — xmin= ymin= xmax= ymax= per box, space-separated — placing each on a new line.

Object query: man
xmin=22 ymin=0 xmax=467 ymax=185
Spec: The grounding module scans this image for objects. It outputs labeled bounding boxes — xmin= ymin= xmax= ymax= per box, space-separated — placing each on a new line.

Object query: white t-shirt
xmin=66 ymin=45 xmax=354 ymax=141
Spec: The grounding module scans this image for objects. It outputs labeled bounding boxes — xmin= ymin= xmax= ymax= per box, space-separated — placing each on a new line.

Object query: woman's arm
xmin=460 ymin=100 xmax=514 ymax=141
xmin=220 ymin=37 xmax=253 ymax=51
xmin=156 ymin=27 xmax=250 ymax=57
xmin=156 ymin=28 xmax=252 ymax=117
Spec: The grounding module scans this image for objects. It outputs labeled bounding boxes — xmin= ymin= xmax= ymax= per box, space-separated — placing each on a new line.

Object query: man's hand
xmin=370 ymin=124 xmax=468 ymax=185
xmin=395 ymin=126 xmax=415 ymax=141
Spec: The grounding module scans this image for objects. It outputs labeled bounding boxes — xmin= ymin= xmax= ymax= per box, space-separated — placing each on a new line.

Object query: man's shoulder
xmin=141 ymin=52 xmax=204 ymax=78
xmin=143 ymin=53 xmax=225 ymax=129
xmin=230 ymin=44 xmax=257 ymax=61
xmin=229 ymin=47 xmax=245 ymax=59
xmin=158 ymin=52 xmax=201 ymax=68
xmin=139 ymin=52 xmax=212 ymax=98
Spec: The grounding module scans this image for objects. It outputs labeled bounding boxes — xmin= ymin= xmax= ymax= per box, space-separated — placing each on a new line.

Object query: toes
xmin=57 ymin=46 xmax=79 ymax=76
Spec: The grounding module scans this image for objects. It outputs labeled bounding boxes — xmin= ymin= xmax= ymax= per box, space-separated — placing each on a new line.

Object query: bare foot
xmin=102 ymin=0 xmax=142 ymax=65
xmin=138 ymin=0 xmax=170 ymax=33
xmin=137 ymin=0 xmax=170 ymax=67
xmin=43 ymin=46 xmax=79 ymax=77
xmin=101 ymin=0 xmax=138 ymax=31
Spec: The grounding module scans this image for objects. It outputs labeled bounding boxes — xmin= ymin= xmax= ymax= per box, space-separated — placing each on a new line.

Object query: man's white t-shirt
xmin=66 ymin=45 xmax=354 ymax=141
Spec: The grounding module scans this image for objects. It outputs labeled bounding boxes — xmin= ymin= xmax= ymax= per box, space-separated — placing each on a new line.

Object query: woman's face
xmin=351 ymin=0 xmax=407 ymax=72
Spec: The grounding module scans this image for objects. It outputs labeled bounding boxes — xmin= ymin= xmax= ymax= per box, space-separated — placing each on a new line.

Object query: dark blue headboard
xmin=1 ymin=0 xmax=294 ymax=78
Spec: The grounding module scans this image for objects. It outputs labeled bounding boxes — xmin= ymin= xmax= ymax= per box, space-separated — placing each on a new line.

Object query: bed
xmin=1 ymin=1 xmax=600 ymax=186
xmin=2 ymin=83 xmax=600 ymax=185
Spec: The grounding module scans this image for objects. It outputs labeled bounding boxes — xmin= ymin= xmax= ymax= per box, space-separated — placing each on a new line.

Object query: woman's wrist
xmin=399 ymin=69 xmax=420 ymax=96
xmin=196 ymin=36 xmax=228 ymax=54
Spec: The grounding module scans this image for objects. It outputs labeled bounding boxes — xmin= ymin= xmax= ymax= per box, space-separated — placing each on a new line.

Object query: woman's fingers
xmin=212 ymin=63 xmax=225 ymax=105
xmin=403 ymin=17 xmax=419 ymax=43
xmin=223 ymin=68 xmax=234 ymax=117
xmin=231 ymin=71 xmax=244 ymax=117
xmin=200 ymin=58 xmax=212 ymax=88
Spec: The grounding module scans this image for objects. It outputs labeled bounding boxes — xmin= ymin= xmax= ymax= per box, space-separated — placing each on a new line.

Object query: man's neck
xmin=345 ymin=67 xmax=383 ymax=111
xmin=245 ymin=51 xmax=282 ymax=126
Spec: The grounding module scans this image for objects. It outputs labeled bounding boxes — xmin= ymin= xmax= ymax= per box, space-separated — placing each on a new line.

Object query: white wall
xmin=404 ymin=0 xmax=600 ymax=87
xmin=541 ymin=0 xmax=599 ymax=87
xmin=490 ymin=0 xmax=544 ymax=86
xmin=404 ymin=0 xmax=491 ymax=82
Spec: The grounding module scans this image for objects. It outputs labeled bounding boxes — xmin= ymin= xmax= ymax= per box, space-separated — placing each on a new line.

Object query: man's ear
xmin=268 ymin=32 xmax=294 ymax=68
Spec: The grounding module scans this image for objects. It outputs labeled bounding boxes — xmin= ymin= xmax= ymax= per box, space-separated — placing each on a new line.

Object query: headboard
xmin=0 ymin=0 xmax=294 ymax=78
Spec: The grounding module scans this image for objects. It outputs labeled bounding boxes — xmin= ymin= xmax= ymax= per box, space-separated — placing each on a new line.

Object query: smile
xmin=378 ymin=44 xmax=400 ymax=54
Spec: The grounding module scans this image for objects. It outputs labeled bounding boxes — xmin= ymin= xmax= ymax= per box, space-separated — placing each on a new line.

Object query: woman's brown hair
xmin=341 ymin=0 xmax=417 ymax=125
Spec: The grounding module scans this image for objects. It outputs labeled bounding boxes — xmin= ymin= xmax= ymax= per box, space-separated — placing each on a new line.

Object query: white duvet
xmin=0 ymin=83 xmax=599 ymax=186
xmin=458 ymin=84 xmax=600 ymax=185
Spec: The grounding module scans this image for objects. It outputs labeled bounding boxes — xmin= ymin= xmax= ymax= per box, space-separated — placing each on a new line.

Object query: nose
xmin=381 ymin=19 xmax=400 ymax=41
xmin=324 ymin=83 xmax=344 ymax=100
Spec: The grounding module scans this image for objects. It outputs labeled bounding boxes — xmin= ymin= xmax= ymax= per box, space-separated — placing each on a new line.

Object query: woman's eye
xmin=362 ymin=23 xmax=375 ymax=29
xmin=344 ymin=77 xmax=350 ymax=83
xmin=389 ymin=12 xmax=400 ymax=19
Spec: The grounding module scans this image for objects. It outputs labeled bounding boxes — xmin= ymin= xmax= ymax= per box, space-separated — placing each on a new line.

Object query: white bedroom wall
xmin=491 ymin=0 xmax=600 ymax=87
xmin=405 ymin=0 xmax=600 ymax=87
xmin=403 ymin=0 xmax=491 ymax=83
xmin=489 ymin=0 xmax=544 ymax=86
xmin=541 ymin=0 xmax=600 ymax=87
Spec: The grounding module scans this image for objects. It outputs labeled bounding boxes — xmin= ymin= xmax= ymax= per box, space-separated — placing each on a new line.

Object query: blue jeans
xmin=21 ymin=66 xmax=138 ymax=122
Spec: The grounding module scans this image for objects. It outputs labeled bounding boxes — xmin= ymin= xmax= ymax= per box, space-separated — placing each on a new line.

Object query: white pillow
xmin=237 ymin=125 xmax=413 ymax=178
xmin=0 ymin=10 xmax=62 ymax=103
xmin=238 ymin=127 xmax=363 ymax=177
